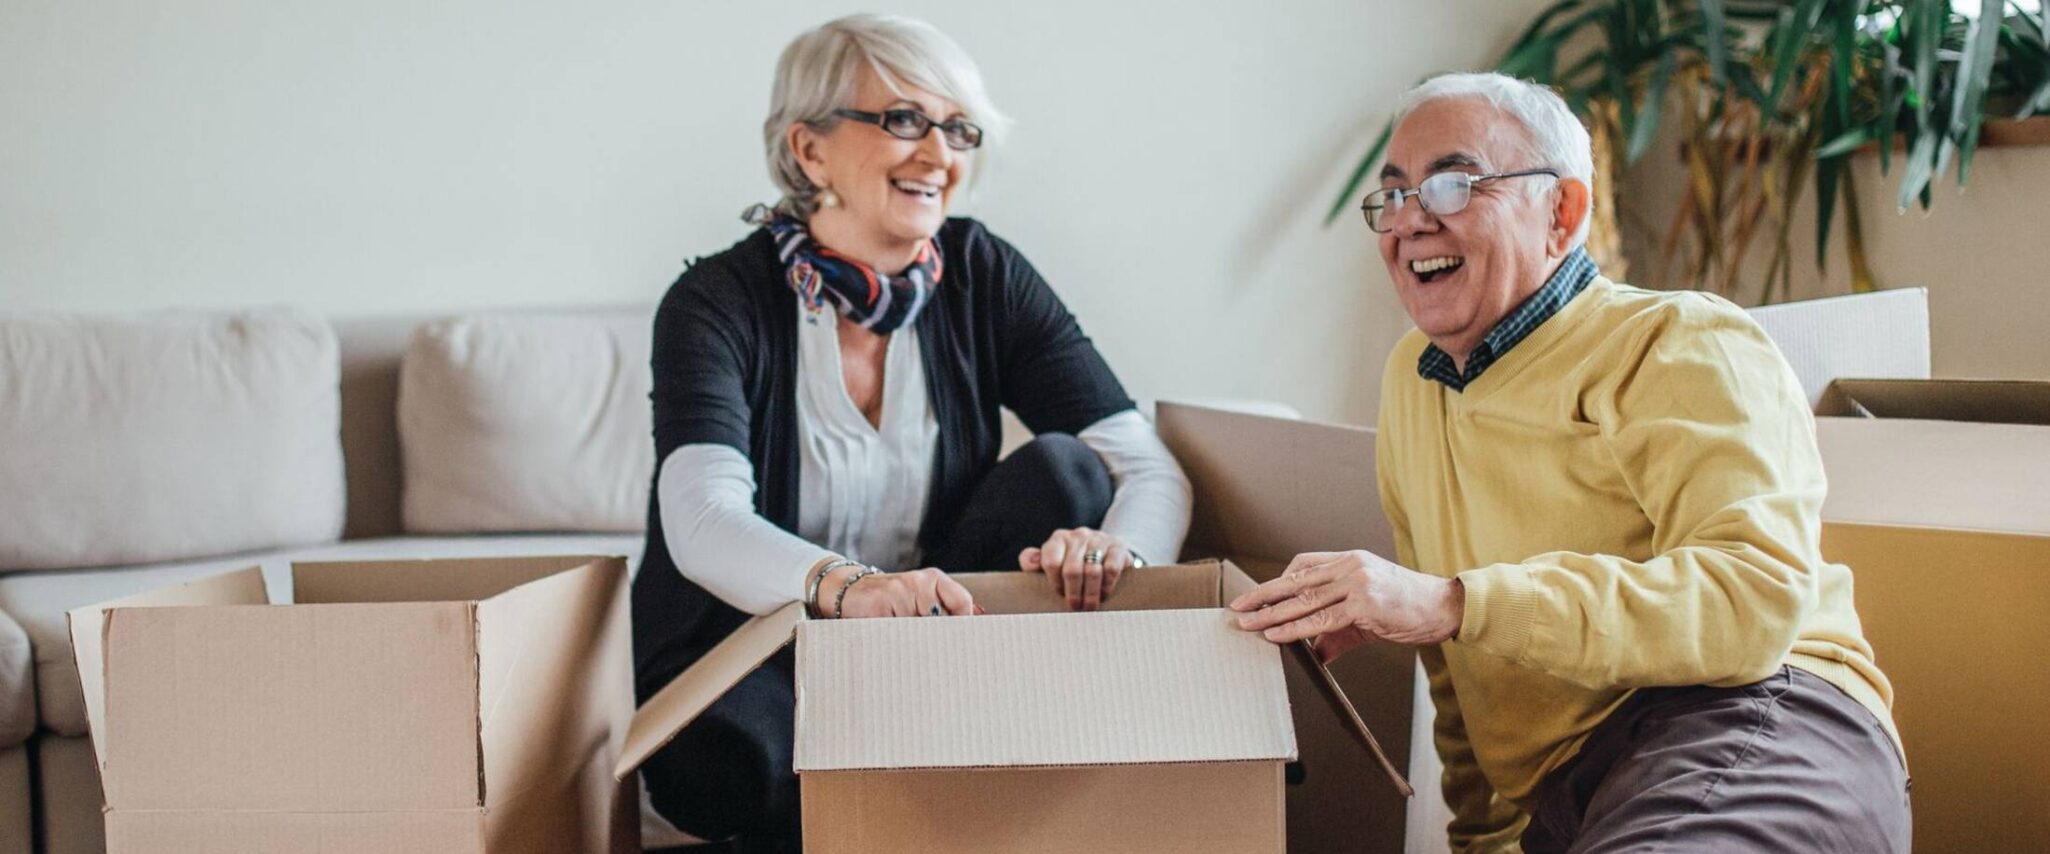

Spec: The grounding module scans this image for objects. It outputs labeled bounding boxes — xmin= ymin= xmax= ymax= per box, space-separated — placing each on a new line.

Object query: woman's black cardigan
xmin=631 ymin=217 xmax=1135 ymax=694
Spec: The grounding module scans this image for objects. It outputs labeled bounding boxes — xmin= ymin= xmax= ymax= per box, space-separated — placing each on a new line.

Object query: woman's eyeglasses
xmin=834 ymin=108 xmax=984 ymax=151
xmin=1361 ymin=168 xmax=1558 ymax=232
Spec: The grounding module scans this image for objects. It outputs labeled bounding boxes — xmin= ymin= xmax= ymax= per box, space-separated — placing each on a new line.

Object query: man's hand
xmin=1229 ymin=550 xmax=1464 ymax=660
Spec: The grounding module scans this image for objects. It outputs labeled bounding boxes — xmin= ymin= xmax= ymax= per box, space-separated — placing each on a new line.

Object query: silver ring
xmin=927 ymin=604 xmax=942 ymax=617
xmin=1083 ymin=549 xmax=1105 ymax=566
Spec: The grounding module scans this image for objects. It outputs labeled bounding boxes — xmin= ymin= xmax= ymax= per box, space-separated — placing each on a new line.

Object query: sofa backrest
xmin=335 ymin=308 xmax=656 ymax=540
xmin=0 ymin=309 xmax=347 ymax=571
xmin=397 ymin=310 xmax=654 ymax=535
xmin=0 ymin=307 xmax=655 ymax=574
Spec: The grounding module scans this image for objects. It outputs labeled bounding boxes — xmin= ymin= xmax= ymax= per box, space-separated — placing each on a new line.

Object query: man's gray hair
xmin=1393 ymin=72 xmax=1595 ymax=248
xmin=762 ymin=14 xmax=1010 ymax=219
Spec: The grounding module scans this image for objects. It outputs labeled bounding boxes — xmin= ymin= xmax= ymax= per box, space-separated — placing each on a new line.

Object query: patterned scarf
xmin=764 ymin=215 xmax=942 ymax=334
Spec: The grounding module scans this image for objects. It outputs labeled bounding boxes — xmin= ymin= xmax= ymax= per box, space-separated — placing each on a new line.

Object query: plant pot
xmin=1980 ymin=115 xmax=2050 ymax=148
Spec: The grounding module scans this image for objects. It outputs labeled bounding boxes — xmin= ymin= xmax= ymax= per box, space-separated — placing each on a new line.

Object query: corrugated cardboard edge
xmin=66 ymin=566 xmax=272 ymax=773
xmin=470 ymin=602 xmax=486 ymax=808
xmin=614 ymin=602 xmax=803 ymax=781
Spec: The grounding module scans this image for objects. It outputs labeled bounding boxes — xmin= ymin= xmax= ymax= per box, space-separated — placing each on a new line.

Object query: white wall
xmin=0 ymin=0 xmax=1554 ymax=426
xmin=1619 ymin=125 xmax=2050 ymax=382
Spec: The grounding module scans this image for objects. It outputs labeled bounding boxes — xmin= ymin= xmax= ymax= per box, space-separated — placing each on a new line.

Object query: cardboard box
xmin=67 ymin=554 xmax=639 ymax=854
xmin=1810 ymin=380 xmax=2050 ymax=851
xmin=1745 ymin=287 xmax=1930 ymax=407
xmin=618 ymin=559 xmax=1405 ymax=853
xmin=1752 ymin=290 xmax=2050 ymax=850
xmin=1154 ymin=402 xmax=1421 ymax=854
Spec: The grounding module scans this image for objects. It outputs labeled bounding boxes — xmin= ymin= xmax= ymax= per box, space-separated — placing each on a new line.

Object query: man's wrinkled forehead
xmin=1381 ymin=152 xmax=1487 ymax=184
xmin=1380 ymin=99 xmax=1521 ymax=183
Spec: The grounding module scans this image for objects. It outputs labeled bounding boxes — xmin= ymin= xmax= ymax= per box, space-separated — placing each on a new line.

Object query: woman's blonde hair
xmin=761 ymin=14 xmax=1009 ymax=219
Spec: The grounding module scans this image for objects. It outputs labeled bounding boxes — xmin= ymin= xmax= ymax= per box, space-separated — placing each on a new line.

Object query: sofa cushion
xmin=0 ymin=309 xmax=345 ymax=571
xmin=0 ymin=533 xmax=643 ymax=737
xmin=399 ymin=312 xmax=653 ymax=534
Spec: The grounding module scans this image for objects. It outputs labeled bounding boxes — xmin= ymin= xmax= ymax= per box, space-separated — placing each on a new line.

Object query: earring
xmin=818 ymin=188 xmax=842 ymax=209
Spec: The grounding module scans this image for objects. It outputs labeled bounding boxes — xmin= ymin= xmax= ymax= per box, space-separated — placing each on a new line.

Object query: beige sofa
xmin=0 ymin=308 xmax=675 ymax=853
xmin=0 ymin=306 xmax=1323 ymax=854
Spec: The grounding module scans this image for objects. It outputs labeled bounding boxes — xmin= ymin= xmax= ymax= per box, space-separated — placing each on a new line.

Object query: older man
xmin=1232 ymin=73 xmax=1911 ymax=852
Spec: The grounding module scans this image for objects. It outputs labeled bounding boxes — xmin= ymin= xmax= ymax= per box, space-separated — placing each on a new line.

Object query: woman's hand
xmin=1229 ymin=550 xmax=1464 ymax=662
xmin=1019 ymin=527 xmax=1133 ymax=611
xmin=824 ymin=565 xmax=977 ymax=618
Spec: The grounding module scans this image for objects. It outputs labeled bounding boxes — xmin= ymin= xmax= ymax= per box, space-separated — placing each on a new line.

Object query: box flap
xmin=1283 ymin=642 xmax=1414 ymax=797
xmin=65 ymin=566 xmax=270 ymax=771
xmin=953 ymin=560 xmax=1225 ymax=613
xmin=483 ymin=742 xmax=638 ymax=854
xmin=793 ymin=608 xmax=1294 ymax=771
xmin=614 ymin=602 xmax=802 ymax=781
xmin=1743 ymin=288 xmax=1930 ymax=409
xmin=1818 ymin=379 xmax=2050 ymax=425
xmin=293 ymin=554 xmax=615 ymax=604
xmin=1155 ymin=402 xmax=1392 ymax=562
xmin=1218 ymin=560 xmax=1259 ymax=604
xmin=1817 ymin=417 xmax=2050 ymax=536
xmin=472 ymin=557 xmax=630 ymax=811
xmin=101 ymin=601 xmax=482 ymax=811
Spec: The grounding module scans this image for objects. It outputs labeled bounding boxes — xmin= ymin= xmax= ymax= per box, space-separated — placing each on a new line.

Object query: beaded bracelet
xmin=805 ymin=559 xmax=862 ymax=618
xmin=831 ymin=566 xmax=884 ymax=619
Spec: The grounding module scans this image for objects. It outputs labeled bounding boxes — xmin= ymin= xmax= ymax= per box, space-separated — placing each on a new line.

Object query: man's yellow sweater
xmin=1376 ymin=277 xmax=1899 ymax=849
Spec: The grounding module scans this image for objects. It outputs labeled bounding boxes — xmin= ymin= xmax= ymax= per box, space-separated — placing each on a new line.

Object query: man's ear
xmin=1550 ymin=176 xmax=1592 ymax=256
xmin=788 ymin=122 xmax=830 ymax=189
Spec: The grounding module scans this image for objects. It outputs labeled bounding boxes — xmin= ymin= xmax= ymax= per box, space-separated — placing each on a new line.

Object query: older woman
xmin=631 ymin=13 xmax=1192 ymax=850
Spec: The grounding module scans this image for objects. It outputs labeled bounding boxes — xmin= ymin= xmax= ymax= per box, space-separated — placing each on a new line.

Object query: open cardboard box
xmin=1750 ymin=288 xmax=2050 ymax=850
xmin=1810 ymin=378 xmax=2050 ymax=851
xmin=622 ymin=402 xmax=1418 ymax=853
xmin=618 ymin=558 xmax=1404 ymax=853
xmin=66 ymin=554 xmax=638 ymax=854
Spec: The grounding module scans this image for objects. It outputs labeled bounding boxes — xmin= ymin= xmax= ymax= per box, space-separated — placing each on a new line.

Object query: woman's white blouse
xmin=791 ymin=301 xmax=938 ymax=574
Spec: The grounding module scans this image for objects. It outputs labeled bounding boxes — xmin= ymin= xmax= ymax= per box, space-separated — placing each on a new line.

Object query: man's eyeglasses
xmin=833 ymin=108 xmax=984 ymax=151
xmin=1361 ymin=168 xmax=1559 ymax=232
